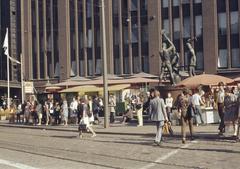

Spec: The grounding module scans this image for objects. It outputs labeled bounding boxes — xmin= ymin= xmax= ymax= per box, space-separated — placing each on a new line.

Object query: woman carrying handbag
xmin=78 ymin=98 xmax=96 ymax=138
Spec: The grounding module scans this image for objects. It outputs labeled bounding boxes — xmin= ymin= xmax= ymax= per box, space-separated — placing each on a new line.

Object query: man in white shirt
xmin=192 ymin=89 xmax=204 ymax=126
xmin=217 ymin=82 xmax=225 ymax=135
xmin=165 ymin=92 xmax=174 ymax=135
xmin=70 ymin=97 xmax=78 ymax=124
xmin=165 ymin=92 xmax=173 ymax=121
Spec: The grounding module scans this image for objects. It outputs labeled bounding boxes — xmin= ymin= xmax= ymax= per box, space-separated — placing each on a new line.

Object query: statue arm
xmin=161 ymin=30 xmax=176 ymax=52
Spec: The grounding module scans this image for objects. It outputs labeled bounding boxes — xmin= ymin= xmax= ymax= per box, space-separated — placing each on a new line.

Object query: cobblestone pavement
xmin=0 ymin=123 xmax=239 ymax=169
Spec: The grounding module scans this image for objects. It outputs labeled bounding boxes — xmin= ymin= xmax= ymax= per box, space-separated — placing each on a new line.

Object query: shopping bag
xmin=163 ymin=122 xmax=170 ymax=135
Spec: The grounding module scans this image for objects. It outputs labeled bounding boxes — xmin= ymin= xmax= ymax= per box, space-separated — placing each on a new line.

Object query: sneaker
xmin=182 ymin=138 xmax=186 ymax=144
xmin=91 ymin=134 xmax=97 ymax=138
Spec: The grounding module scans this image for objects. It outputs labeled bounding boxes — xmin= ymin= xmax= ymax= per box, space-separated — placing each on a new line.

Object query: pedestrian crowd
xmin=0 ymin=82 xmax=239 ymax=143
xmin=148 ymin=82 xmax=240 ymax=146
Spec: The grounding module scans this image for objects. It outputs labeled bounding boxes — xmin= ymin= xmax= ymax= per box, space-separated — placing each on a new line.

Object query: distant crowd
xmin=0 ymin=82 xmax=239 ymax=143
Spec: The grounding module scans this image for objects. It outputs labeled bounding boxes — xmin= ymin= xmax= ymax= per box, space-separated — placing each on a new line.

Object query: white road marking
xmin=140 ymin=140 xmax=198 ymax=169
xmin=0 ymin=159 xmax=40 ymax=169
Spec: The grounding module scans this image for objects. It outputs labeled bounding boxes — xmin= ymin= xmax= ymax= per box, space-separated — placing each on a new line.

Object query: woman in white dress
xmin=79 ymin=99 xmax=96 ymax=138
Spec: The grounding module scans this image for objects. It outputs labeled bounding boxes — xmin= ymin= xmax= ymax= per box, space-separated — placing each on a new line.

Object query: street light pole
xmin=20 ymin=54 xmax=24 ymax=104
xmin=100 ymin=0 xmax=109 ymax=128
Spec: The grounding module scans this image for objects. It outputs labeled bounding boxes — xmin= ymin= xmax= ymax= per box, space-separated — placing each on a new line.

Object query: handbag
xmin=136 ymin=104 xmax=142 ymax=110
xmin=187 ymin=105 xmax=195 ymax=118
xmin=87 ymin=111 xmax=93 ymax=117
xmin=163 ymin=122 xmax=170 ymax=135
xmin=78 ymin=120 xmax=87 ymax=130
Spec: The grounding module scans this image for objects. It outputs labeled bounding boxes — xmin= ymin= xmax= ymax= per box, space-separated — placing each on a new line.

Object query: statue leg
xmin=159 ymin=65 xmax=165 ymax=81
xmin=192 ymin=66 xmax=196 ymax=76
xmin=166 ymin=62 xmax=175 ymax=85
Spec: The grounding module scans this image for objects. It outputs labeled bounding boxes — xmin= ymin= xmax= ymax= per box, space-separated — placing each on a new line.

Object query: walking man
xmin=149 ymin=90 xmax=168 ymax=146
xmin=217 ymin=82 xmax=225 ymax=135
xmin=192 ymin=89 xmax=204 ymax=126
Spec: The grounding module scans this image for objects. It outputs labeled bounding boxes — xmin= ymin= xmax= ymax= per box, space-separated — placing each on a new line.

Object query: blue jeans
xmin=195 ymin=105 xmax=204 ymax=124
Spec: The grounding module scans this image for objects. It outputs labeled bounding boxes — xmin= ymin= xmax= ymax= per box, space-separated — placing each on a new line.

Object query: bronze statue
xmin=159 ymin=30 xmax=179 ymax=85
xmin=186 ymin=42 xmax=196 ymax=77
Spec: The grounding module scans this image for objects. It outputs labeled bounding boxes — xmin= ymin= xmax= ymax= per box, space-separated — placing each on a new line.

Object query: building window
xmin=54 ymin=62 xmax=60 ymax=77
xmin=141 ymin=25 xmax=148 ymax=43
xmin=79 ymin=60 xmax=85 ymax=76
xmin=123 ymin=57 xmax=129 ymax=74
xmin=123 ymin=26 xmax=129 ymax=44
xmin=95 ymin=59 xmax=102 ymax=74
xmin=231 ymin=48 xmax=240 ymax=68
xmin=217 ymin=0 xmax=226 ymax=13
xmin=218 ymin=49 xmax=228 ymax=68
xmin=133 ymin=56 xmax=140 ymax=73
xmin=86 ymin=0 xmax=92 ymax=18
xmin=88 ymin=59 xmax=93 ymax=75
xmin=140 ymin=0 xmax=147 ymax=10
xmin=183 ymin=17 xmax=190 ymax=38
xmin=142 ymin=56 xmax=149 ymax=73
xmin=113 ymin=0 xmax=118 ymax=14
xmin=173 ymin=0 xmax=180 ymax=6
xmin=194 ymin=0 xmax=202 ymax=4
xmin=182 ymin=0 xmax=190 ymax=4
xmin=163 ymin=19 xmax=170 ymax=35
xmin=196 ymin=52 xmax=204 ymax=70
xmin=87 ymin=29 xmax=93 ymax=48
xmin=114 ymin=58 xmax=121 ymax=74
xmin=230 ymin=11 xmax=238 ymax=34
xmin=113 ymin=27 xmax=119 ymax=45
xmin=131 ymin=0 xmax=138 ymax=11
xmin=131 ymin=24 xmax=138 ymax=43
xmin=173 ymin=18 xmax=180 ymax=39
xmin=71 ymin=61 xmax=77 ymax=76
xmin=162 ymin=0 xmax=168 ymax=8
xmin=218 ymin=13 xmax=227 ymax=35
xmin=195 ymin=15 xmax=202 ymax=37
xmin=229 ymin=0 xmax=238 ymax=11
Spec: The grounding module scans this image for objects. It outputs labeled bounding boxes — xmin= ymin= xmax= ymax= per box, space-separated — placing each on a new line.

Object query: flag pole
xmin=6 ymin=28 xmax=10 ymax=109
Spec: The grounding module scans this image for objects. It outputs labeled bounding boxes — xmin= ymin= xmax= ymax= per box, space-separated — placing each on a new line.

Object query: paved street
xmin=0 ymin=123 xmax=239 ymax=169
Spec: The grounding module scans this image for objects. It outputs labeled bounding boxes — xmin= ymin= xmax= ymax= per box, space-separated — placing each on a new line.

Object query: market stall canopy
xmin=177 ymin=74 xmax=235 ymax=88
xmin=53 ymin=76 xmax=159 ymax=87
xmin=94 ymin=74 xmax=123 ymax=80
xmin=60 ymin=84 xmax=130 ymax=93
xmin=60 ymin=85 xmax=100 ymax=93
xmin=66 ymin=76 xmax=90 ymax=81
xmin=116 ymin=77 xmax=159 ymax=84
xmin=77 ymin=77 xmax=159 ymax=85
xmin=45 ymin=86 xmax=62 ymax=93
xmin=129 ymin=72 xmax=159 ymax=78
xmin=52 ymin=81 xmax=83 ymax=87
xmin=234 ymin=77 xmax=240 ymax=82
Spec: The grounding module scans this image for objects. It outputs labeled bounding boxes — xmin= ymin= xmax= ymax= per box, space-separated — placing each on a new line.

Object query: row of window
xmin=217 ymin=0 xmax=240 ymax=68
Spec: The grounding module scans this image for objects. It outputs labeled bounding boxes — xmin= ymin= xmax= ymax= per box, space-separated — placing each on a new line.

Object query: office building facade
xmin=0 ymin=0 xmax=21 ymax=96
xmin=1 ymin=0 xmax=240 ymax=93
